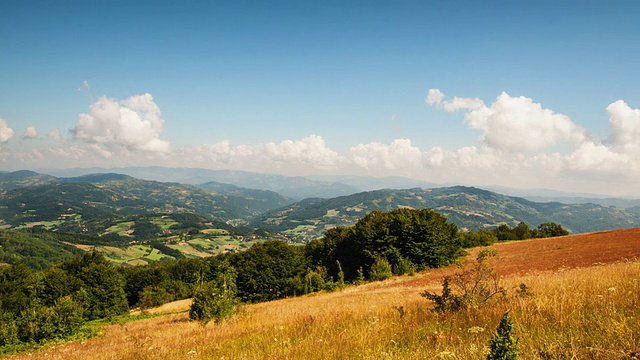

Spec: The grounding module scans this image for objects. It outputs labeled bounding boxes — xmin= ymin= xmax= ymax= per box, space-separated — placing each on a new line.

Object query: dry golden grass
xmin=129 ymin=299 xmax=192 ymax=316
xmin=8 ymin=229 xmax=640 ymax=360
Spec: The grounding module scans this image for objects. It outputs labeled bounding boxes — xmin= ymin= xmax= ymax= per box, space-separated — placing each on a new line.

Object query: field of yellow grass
xmin=9 ymin=229 xmax=640 ymax=360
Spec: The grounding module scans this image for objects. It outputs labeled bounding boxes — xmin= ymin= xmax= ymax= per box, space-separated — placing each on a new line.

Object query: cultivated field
xmin=9 ymin=229 xmax=640 ymax=360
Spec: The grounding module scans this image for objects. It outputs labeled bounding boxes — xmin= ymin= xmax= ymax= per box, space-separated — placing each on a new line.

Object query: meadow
xmin=8 ymin=229 xmax=640 ymax=360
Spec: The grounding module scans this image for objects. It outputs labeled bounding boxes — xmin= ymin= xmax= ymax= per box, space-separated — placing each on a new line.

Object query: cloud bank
xmin=5 ymin=90 xmax=640 ymax=196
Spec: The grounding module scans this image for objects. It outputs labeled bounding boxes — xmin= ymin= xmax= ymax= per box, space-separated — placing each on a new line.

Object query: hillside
xmin=42 ymin=167 xmax=361 ymax=200
xmin=253 ymin=186 xmax=640 ymax=241
xmin=0 ymin=172 xmax=291 ymax=233
xmin=3 ymin=170 xmax=640 ymax=248
xmin=11 ymin=228 xmax=640 ymax=360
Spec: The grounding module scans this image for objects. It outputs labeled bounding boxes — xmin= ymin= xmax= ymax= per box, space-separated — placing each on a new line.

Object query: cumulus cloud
xmin=6 ymin=87 xmax=640 ymax=196
xmin=349 ymin=139 xmax=422 ymax=171
xmin=174 ymin=135 xmax=345 ymax=174
xmin=427 ymin=89 xmax=589 ymax=153
xmin=0 ymin=118 xmax=15 ymax=143
xmin=426 ymin=89 xmax=445 ymax=106
xmin=48 ymin=128 xmax=64 ymax=142
xmin=607 ymin=100 xmax=640 ymax=148
xmin=23 ymin=126 xmax=37 ymax=139
xmin=72 ymin=94 xmax=170 ymax=153
xmin=425 ymin=89 xmax=484 ymax=111
xmin=262 ymin=135 xmax=342 ymax=168
xmin=565 ymin=141 xmax=633 ymax=175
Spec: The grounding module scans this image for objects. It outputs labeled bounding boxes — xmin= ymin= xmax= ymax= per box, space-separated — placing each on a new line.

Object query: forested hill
xmin=1 ymin=170 xmax=639 ymax=244
xmin=251 ymin=186 xmax=640 ymax=240
xmin=0 ymin=172 xmax=293 ymax=234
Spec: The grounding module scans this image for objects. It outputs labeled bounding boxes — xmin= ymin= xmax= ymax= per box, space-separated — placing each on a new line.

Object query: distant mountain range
xmin=39 ymin=167 xmax=359 ymax=200
xmin=0 ymin=172 xmax=292 ymax=234
xmin=37 ymin=166 xmax=640 ymax=207
xmin=250 ymin=186 xmax=640 ymax=241
xmin=1 ymin=169 xmax=639 ymax=243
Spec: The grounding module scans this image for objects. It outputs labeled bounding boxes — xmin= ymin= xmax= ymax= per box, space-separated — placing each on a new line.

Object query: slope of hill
xmin=0 ymin=170 xmax=57 ymax=190
xmin=0 ymin=173 xmax=290 ymax=234
xmin=10 ymin=228 xmax=640 ymax=360
xmin=252 ymin=186 xmax=640 ymax=241
xmin=0 ymin=228 xmax=87 ymax=270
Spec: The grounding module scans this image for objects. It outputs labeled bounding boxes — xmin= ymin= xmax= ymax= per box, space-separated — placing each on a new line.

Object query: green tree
xmin=495 ymin=224 xmax=516 ymax=241
xmin=537 ymin=222 xmax=569 ymax=238
xmin=60 ymin=253 xmax=128 ymax=320
xmin=308 ymin=208 xmax=461 ymax=282
xmin=514 ymin=222 xmax=532 ymax=240
xmin=231 ymin=240 xmax=308 ymax=302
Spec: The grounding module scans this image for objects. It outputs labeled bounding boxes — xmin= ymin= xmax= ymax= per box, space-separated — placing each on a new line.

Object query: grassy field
xmin=10 ymin=229 xmax=640 ymax=360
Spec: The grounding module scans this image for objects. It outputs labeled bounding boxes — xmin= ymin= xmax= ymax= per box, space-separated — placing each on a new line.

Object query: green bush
xmin=393 ymin=257 xmax=416 ymax=276
xmin=189 ymin=270 xmax=239 ymax=325
xmin=487 ymin=311 xmax=519 ymax=360
xmin=0 ymin=311 xmax=18 ymax=347
xmin=369 ymin=257 xmax=392 ymax=281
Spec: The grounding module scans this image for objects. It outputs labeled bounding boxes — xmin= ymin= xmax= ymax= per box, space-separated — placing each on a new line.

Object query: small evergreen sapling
xmin=487 ymin=311 xmax=519 ymax=360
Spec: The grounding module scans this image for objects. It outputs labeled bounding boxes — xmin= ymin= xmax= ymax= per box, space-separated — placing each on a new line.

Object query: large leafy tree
xmin=308 ymin=208 xmax=462 ymax=281
xmin=230 ymin=240 xmax=308 ymax=302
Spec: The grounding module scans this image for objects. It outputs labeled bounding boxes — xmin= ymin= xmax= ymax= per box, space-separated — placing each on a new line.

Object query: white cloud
xmin=565 ymin=141 xmax=634 ymax=175
xmin=607 ymin=100 xmax=640 ymax=148
xmin=73 ymin=94 xmax=170 ymax=153
xmin=6 ymin=89 xmax=640 ymax=197
xmin=23 ymin=126 xmax=37 ymax=139
xmin=48 ymin=128 xmax=65 ymax=142
xmin=175 ymin=135 xmax=345 ymax=173
xmin=427 ymin=89 xmax=589 ymax=153
xmin=425 ymin=88 xmax=484 ymax=111
xmin=349 ymin=139 xmax=422 ymax=172
xmin=426 ymin=89 xmax=445 ymax=106
xmin=0 ymin=118 xmax=15 ymax=143
xmin=262 ymin=135 xmax=343 ymax=168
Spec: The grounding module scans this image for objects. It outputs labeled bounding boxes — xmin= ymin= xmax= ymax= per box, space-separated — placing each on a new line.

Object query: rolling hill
xmin=252 ymin=186 xmax=640 ymax=241
xmin=0 ymin=172 xmax=292 ymax=234
xmin=2 ymin=170 xmax=640 ymax=245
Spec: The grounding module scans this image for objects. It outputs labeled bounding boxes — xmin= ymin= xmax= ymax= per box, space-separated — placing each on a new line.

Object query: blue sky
xmin=1 ymin=1 xmax=640 ymax=196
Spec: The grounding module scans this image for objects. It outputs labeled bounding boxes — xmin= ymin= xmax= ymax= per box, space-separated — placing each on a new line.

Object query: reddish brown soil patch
xmin=473 ymin=228 xmax=640 ymax=276
xmin=396 ymin=228 xmax=640 ymax=290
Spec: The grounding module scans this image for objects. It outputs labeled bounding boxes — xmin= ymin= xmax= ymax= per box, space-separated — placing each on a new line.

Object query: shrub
xmin=189 ymin=270 xmax=239 ymax=325
xmin=368 ymin=257 xmax=392 ymax=281
xmin=0 ymin=310 xmax=18 ymax=347
xmin=393 ymin=257 xmax=416 ymax=276
xmin=422 ymin=250 xmax=506 ymax=313
xmin=487 ymin=311 xmax=519 ymax=360
xmin=139 ymin=285 xmax=173 ymax=310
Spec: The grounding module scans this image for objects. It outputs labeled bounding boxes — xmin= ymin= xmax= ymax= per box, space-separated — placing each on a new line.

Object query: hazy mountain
xmin=485 ymin=185 xmax=640 ymax=208
xmin=41 ymin=167 xmax=360 ymax=200
xmin=305 ymin=174 xmax=437 ymax=191
xmin=0 ymin=173 xmax=293 ymax=234
xmin=0 ymin=170 xmax=57 ymax=190
xmin=251 ymin=186 xmax=640 ymax=241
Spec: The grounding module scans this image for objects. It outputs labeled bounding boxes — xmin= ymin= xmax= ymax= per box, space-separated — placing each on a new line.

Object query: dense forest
xmin=0 ymin=208 xmax=568 ymax=353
